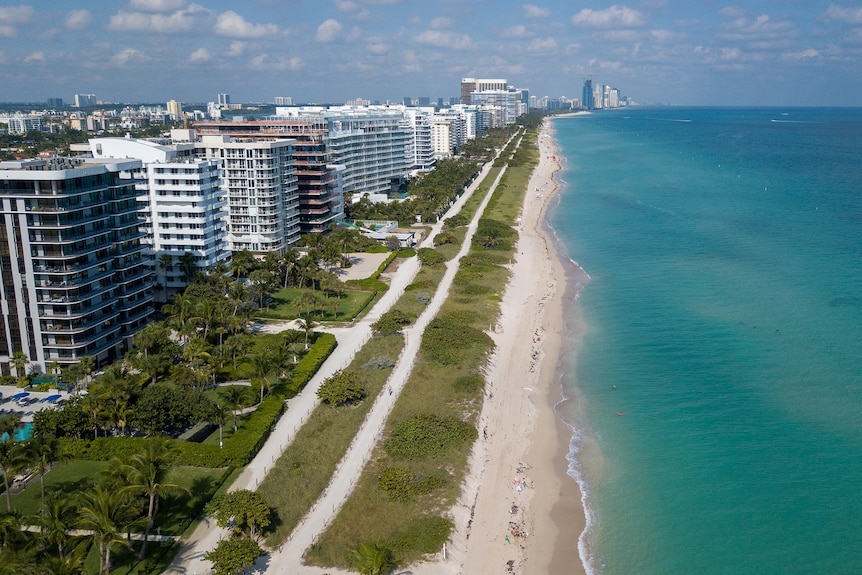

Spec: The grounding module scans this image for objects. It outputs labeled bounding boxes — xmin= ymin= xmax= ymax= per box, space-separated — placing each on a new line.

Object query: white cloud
xmin=111 ymin=48 xmax=147 ymax=66
xmin=316 ymin=19 xmax=343 ymax=42
xmin=335 ymin=0 xmax=360 ymax=12
xmin=783 ymin=48 xmax=821 ymax=60
xmin=572 ymin=5 xmax=646 ymax=28
xmin=346 ymin=26 xmax=363 ymax=42
xmin=129 ymin=0 xmax=186 ymax=12
xmin=189 ymin=47 xmax=211 ymax=63
xmin=823 ymin=5 xmax=862 ymax=24
xmin=501 ymin=25 xmax=528 ymax=39
xmin=249 ymin=53 xmax=303 ymax=71
xmin=523 ymin=4 xmax=550 ymax=19
xmin=650 ymin=29 xmax=685 ymax=43
xmin=108 ymin=5 xmax=209 ymax=34
xmin=414 ymin=30 xmax=473 ymax=49
xmin=366 ymin=41 xmax=391 ymax=55
xmin=65 ymin=10 xmax=92 ymax=30
xmin=719 ymin=14 xmax=795 ymax=44
xmin=429 ymin=17 xmax=452 ymax=30
xmin=227 ymin=41 xmax=246 ymax=57
xmin=0 ymin=5 xmax=35 ymax=37
xmin=215 ymin=11 xmax=279 ymax=38
xmin=24 ymin=51 xmax=45 ymax=64
xmin=597 ymin=29 xmax=641 ymax=42
xmin=527 ymin=37 xmax=557 ymax=52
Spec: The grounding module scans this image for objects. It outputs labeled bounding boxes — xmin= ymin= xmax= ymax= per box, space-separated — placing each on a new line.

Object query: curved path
xmin=165 ymin=156 xmax=501 ymax=575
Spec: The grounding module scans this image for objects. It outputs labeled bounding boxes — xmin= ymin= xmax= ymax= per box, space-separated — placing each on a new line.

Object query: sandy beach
xmin=450 ymin=119 xmax=588 ymax=575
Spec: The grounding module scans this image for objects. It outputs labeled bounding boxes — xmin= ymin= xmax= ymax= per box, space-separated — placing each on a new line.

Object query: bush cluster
xmin=377 ymin=466 xmax=447 ymax=502
xmin=421 ymin=312 xmax=493 ymax=366
xmin=384 ymin=413 xmax=477 ymax=460
xmin=372 ymin=309 xmax=411 ymax=336
xmin=417 ymin=248 xmax=446 ymax=267
xmin=290 ymin=333 xmax=337 ymax=392
xmin=362 ymin=356 xmax=395 ymax=370
xmin=317 ymin=370 xmax=366 ymax=407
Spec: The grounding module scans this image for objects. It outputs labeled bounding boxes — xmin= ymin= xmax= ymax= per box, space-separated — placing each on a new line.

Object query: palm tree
xmin=222 ymin=386 xmax=250 ymax=431
xmin=34 ymin=496 xmax=77 ymax=560
xmin=47 ymin=360 xmax=61 ymax=389
xmin=230 ymin=249 xmax=255 ymax=279
xmin=210 ymin=403 xmax=228 ymax=449
xmin=120 ymin=438 xmax=189 ymax=560
xmin=24 ymin=434 xmax=67 ymax=514
xmin=76 ymin=356 xmax=95 ymax=392
xmin=0 ymin=439 xmax=27 ymax=513
xmin=296 ymin=317 xmax=317 ymax=350
xmin=77 ymin=483 xmax=139 ymax=575
xmin=10 ymin=352 xmax=29 ymax=387
xmin=0 ymin=413 xmax=21 ymax=440
xmin=251 ymin=351 xmax=273 ymax=404
xmin=0 ymin=510 xmax=23 ymax=552
xmin=178 ymin=252 xmax=197 ymax=283
xmin=352 ymin=540 xmax=396 ymax=575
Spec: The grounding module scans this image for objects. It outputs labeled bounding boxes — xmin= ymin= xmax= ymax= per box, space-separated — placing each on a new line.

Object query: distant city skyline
xmin=2 ymin=1 xmax=861 ymax=106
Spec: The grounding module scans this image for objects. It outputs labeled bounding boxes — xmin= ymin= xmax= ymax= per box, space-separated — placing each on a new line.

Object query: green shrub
xmin=390 ymin=517 xmax=452 ymax=557
xmin=414 ymin=292 xmax=431 ymax=306
xmin=453 ymin=374 xmax=485 ymax=393
xmin=377 ymin=466 xmax=447 ymax=502
xmin=291 ymin=333 xmax=337 ymax=391
xmin=345 ymin=278 xmax=389 ymax=291
xmin=421 ymin=312 xmax=493 ymax=365
xmin=396 ymin=247 xmax=416 ymax=258
xmin=317 ymin=370 xmax=366 ymax=407
xmin=372 ymin=309 xmax=411 ymax=335
xmin=417 ymin=248 xmax=446 ymax=266
xmin=362 ymin=356 xmax=395 ymax=370
xmin=384 ymin=413 xmax=476 ymax=460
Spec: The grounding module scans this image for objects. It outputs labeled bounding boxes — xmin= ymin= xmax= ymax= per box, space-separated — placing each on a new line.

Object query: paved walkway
xmin=262 ymin=164 xmax=509 ymax=574
xmin=165 ymin=157 xmax=498 ymax=575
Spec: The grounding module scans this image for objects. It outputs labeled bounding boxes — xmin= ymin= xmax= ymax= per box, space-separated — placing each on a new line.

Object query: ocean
xmin=549 ymin=108 xmax=862 ymax=575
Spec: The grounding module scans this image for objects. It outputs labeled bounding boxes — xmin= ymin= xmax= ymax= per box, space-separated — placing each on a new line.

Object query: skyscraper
xmin=582 ymin=79 xmax=594 ymax=110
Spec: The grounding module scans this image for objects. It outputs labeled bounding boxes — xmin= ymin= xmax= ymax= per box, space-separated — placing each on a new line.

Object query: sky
xmin=1 ymin=0 xmax=861 ymax=106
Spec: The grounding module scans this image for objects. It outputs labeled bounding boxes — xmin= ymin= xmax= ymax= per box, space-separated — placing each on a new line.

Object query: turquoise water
xmin=550 ymin=108 xmax=862 ymax=575
xmin=1 ymin=422 xmax=34 ymax=442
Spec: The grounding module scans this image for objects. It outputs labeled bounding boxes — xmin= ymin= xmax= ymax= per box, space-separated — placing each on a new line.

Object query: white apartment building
xmin=401 ymin=107 xmax=435 ymax=172
xmin=87 ymin=136 xmax=229 ymax=300
xmin=431 ymin=118 xmax=454 ymax=159
xmin=0 ymin=115 xmax=43 ymax=135
xmin=194 ymin=136 xmax=300 ymax=255
xmin=0 ymin=157 xmax=154 ymax=373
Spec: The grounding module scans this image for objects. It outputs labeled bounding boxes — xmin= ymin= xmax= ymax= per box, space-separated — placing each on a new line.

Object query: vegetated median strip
xmin=251 ymin=156 xmax=503 ymax=546
xmin=260 ymin=145 xmax=517 ymax=571
xmin=304 ymin=129 xmax=536 ymax=570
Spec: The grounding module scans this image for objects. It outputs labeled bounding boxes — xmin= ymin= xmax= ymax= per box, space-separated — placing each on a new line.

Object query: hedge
xmin=58 ymin=332 xmax=339 ymax=468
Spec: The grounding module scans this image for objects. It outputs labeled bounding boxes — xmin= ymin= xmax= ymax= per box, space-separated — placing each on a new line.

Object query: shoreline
xmin=449 ymin=118 xmax=589 ymax=575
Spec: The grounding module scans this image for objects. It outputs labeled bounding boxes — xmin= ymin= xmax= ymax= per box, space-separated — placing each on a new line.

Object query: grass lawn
xmin=258 ymin=287 xmax=376 ymax=321
xmin=10 ymin=460 xmax=231 ymax=535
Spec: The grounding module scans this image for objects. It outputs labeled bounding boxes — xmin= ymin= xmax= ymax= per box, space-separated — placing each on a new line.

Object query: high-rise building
xmin=74 ymin=94 xmax=97 ymax=108
xmin=582 ymin=80 xmax=594 ymax=110
xmin=47 ymin=98 xmax=63 ymax=108
xmin=460 ymin=78 xmax=508 ymax=105
xmin=217 ymin=93 xmax=230 ymax=107
xmin=0 ymin=157 xmax=155 ymax=374
xmin=194 ymin=136 xmax=301 ymax=253
xmin=166 ymin=100 xmax=183 ymax=121
xmin=274 ymin=96 xmax=293 ymax=106
xmin=193 ymin=118 xmax=337 ymax=236
xmin=87 ymin=135 xmax=230 ymax=300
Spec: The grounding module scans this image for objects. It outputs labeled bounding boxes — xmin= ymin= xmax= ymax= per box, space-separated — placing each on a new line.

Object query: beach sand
xmin=433 ymin=119 xmax=588 ymax=575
